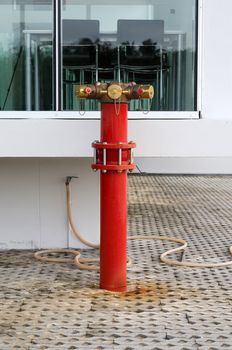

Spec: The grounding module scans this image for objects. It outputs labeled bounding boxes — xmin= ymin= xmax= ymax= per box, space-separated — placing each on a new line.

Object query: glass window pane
xmin=62 ymin=0 xmax=197 ymax=112
xmin=0 ymin=0 xmax=53 ymax=111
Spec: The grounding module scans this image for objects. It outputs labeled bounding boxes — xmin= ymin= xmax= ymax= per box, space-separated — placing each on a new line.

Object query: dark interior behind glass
xmin=0 ymin=0 xmax=197 ymax=112
xmin=62 ymin=0 xmax=197 ymax=112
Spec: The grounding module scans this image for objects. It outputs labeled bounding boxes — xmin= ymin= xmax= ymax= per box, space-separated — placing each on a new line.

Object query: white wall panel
xmin=130 ymin=120 xmax=232 ymax=157
xmin=136 ymin=157 xmax=232 ymax=174
xmin=202 ymin=0 xmax=232 ymax=119
xmin=0 ymin=159 xmax=40 ymax=249
xmin=1 ymin=119 xmax=232 ymax=158
xmin=0 ymin=158 xmax=99 ymax=250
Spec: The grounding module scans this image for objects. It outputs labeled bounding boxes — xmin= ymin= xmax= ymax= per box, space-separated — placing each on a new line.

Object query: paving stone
xmin=0 ymin=175 xmax=232 ymax=349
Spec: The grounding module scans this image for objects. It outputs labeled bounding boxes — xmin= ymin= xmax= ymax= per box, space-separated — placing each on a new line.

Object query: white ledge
xmin=0 ymin=118 xmax=231 ymax=157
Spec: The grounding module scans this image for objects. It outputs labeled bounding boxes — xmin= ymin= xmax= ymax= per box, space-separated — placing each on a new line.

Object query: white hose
xmin=66 ymin=184 xmax=99 ymax=249
xmin=34 ymin=182 xmax=232 ymax=270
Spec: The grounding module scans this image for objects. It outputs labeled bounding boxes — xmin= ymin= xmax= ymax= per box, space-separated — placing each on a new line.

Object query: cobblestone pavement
xmin=0 ymin=175 xmax=232 ymax=349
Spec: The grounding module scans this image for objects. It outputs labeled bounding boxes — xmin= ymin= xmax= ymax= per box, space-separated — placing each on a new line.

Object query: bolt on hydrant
xmin=76 ymin=82 xmax=154 ymax=292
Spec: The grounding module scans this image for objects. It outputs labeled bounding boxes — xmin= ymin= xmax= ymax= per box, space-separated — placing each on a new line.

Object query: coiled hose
xmin=34 ymin=182 xmax=232 ymax=270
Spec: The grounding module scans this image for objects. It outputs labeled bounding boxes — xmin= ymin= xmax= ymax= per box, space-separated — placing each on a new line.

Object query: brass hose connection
xmin=76 ymin=82 xmax=154 ymax=103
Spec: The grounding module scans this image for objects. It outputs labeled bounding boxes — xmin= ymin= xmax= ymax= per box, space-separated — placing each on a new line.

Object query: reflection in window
xmin=62 ymin=0 xmax=198 ymax=112
xmin=0 ymin=1 xmax=53 ymax=111
xmin=0 ymin=1 xmax=197 ymax=113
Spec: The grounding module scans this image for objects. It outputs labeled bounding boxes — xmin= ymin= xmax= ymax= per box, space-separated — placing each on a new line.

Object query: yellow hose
xmin=34 ymin=182 xmax=232 ymax=270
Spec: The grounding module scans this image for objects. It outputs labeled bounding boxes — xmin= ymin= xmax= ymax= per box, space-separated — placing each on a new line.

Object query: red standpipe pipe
xmin=100 ymin=103 xmax=128 ymax=292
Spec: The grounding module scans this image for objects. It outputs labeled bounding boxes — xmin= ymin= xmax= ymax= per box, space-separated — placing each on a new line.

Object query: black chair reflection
xmin=97 ymin=41 xmax=118 ymax=82
xmin=117 ymin=20 xmax=167 ymax=109
xmin=62 ymin=19 xmax=100 ymax=109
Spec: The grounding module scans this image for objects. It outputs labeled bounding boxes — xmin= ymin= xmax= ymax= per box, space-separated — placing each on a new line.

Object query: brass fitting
xmin=76 ymin=85 xmax=93 ymax=99
xmin=75 ymin=82 xmax=154 ymax=103
xmin=122 ymin=85 xmax=154 ymax=100
xmin=134 ymin=85 xmax=154 ymax=99
xmin=107 ymin=84 xmax=123 ymax=100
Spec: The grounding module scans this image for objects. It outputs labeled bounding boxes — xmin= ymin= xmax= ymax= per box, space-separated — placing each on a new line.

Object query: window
xmin=0 ymin=0 xmax=53 ymax=111
xmin=62 ymin=0 xmax=198 ymax=112
xmin=0 ymin=0 xmax=198 ymax=114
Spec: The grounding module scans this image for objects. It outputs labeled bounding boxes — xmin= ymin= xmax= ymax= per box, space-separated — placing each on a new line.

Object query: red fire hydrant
xmin=76 ymin=82 xmax=154 ymax=292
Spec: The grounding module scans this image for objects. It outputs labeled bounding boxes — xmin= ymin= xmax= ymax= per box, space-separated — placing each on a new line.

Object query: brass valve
xmin=76 ymin=82 xmax=154 ymax=103
xmin=107 ymin=84 xmax=123 ymax=100
xmin=77 ymin=86 xmax=93 ymax=98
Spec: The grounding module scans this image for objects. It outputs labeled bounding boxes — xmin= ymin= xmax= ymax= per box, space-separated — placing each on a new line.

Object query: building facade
xmin=0 ymin=0 xmax=232 ymax=249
